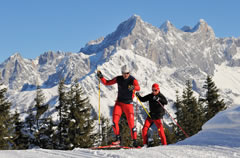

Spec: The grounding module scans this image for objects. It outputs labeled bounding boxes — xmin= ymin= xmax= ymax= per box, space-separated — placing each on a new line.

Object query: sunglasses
xmin=122 ymin=72 xmax=129 ymax=75
xmin=152 ymin=89 xmax=158 ymax=92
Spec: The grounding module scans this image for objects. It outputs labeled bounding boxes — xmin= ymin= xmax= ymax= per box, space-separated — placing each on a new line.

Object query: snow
xmin=1 ymin=104 xmax=240 ymax=158
xmin=233 ymin=48 xmax=240 ymax=59
xmin=178 ymin=105 xmax=240 ymax=147
xmin=145 ymin=27 xmax=154 ymax=35
xmin=213 ymin=63 xmax=240 ymax=104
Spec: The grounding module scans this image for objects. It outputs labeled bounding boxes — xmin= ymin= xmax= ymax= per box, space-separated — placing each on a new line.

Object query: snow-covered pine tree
xmin=12 ymin=110 xmax=30 ymax=149
xmin=99 ymin=116 xmax=114 ymax=146
xmin=0 ymin=81 xmax=13 ymax=149
xmin=36 ymin=117 xmax=55 ymax=149
xmin=202 ymin=75 xmax=226 ymax=122
xmin=20 ymin=84 xmax=50 ymax=148
xmin=33 ymin=85 xmax=50 ymax=148
xmin=34 ymin=85 xmax=48 ymax=129
xmin=24 ymin=105 xmax=35 ymax=148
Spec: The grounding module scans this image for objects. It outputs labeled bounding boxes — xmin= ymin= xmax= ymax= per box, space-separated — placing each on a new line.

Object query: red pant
xmin=142 ymin=117 xmax=167 ymax=145
xmin=112 ymin=102 xmax=137 ymax=140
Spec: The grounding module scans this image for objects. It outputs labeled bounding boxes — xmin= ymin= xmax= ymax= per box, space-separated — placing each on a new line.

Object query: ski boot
xmin=131 ymin=139 xmax=138 ymax=148
xmin=111 ymin=135 xmax=121 ymax=146
xmin=142 ymin=144 xmax=148 ymax=148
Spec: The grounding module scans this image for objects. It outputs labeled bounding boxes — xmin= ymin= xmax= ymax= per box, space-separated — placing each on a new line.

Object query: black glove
xmin=135 ymin=92 xmax=141 ymax=98
xmin=128 ymin=85 xmax=135 ymax=91
xmin=97 ymin=70 xmax=103 ymax=78
xmin=153 ymin=96 xmax=160 ymax=102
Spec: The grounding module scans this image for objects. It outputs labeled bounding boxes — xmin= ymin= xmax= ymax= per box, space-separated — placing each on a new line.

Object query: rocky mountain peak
xmin=108 ymin=14 xmax=145 ymax=38
xmin=160 ymin=20 xmax=176 ymax=32
xmin=0 ymin=52 xmax=24 ymax=69
xmin=80 ymin=14 xmax=146 ymax=55
xmin=7 ymin=52 xmax=23 ymax=62
xmin=38 ymin=51 xmax=65 ymax=65
xmin=192 ymin=19 xmax=215 ymax=35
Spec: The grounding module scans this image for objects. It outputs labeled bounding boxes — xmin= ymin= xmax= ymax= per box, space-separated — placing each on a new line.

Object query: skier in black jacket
xmin=136 ymin=83 xmax=168 ymax=147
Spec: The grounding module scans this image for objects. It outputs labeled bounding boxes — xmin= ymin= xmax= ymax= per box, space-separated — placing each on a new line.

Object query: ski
xmin=91 ymin=144 xmax=121 ymax=150
xmin=91 ymin=145 xmax=141 ymax=150
xmin=121 ymin=146 xmax=141 ymax=149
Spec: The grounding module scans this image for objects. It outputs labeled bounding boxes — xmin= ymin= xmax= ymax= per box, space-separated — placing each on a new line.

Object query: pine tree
xmin=55 ymin=78 xmax=67 ymax=149
xmin=99 ymin=116 xmax=114 ymax=146
xmin=136 ymin=129 xmax=143 ymax=146
xmin=152 ymin=131 xmax=161 ymax=146
xmin=173 ymin=90 xmax=186 ymax=141
xmin=32 ymin=85 xmax=49 ymax=147
xmin=0 ymin=82 xmax=13 ymax=149
xmin=24 ymin=106 xmax=36 ymax=147
xmin=173 ymin=81 xmax=204 ymax=141
xmin=181 ymin=80 xmax=203 ymax=136
xmin=164 ymin=127 xmax=177 ymax=144
xmin=12 ymin=110 xmax=30 ymax=149
xmin=119 ymin=113 xmax=131 ymax=147
xmin=67 ymin=81 xmax=95 ymax=148
xmin=55 ymin=80 xmax=96 ymax=149
xmin=36 ymin=117 xmax=55 ymax=149
xmin=202 ymin=75 xmax=226 ymax=122
xmin=35 ymin=85 xmax=48 ymax=129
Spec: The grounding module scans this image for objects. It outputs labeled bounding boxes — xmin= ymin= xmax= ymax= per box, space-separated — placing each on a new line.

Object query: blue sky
xmin=0 ymin=0 xmax=239 ymax=63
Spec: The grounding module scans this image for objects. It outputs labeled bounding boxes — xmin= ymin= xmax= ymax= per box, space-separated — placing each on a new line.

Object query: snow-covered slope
xmin=178 ymin=104 xmax=240 ymax=147
xmin=1 ymin=104 xmax=240 ymax=158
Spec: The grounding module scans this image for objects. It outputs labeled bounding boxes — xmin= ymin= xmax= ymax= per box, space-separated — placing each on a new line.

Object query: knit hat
xmin=152 ymin=83 xmax=160 ymax=90
xmin=121 ymin=65 xmax=130 ymax=73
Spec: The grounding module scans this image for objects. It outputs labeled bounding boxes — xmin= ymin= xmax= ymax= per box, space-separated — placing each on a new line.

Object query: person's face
xmin=152 ymin=88 xmax=159 ymax=95
xmin=122 ymin=72 xmax=130 ymax=79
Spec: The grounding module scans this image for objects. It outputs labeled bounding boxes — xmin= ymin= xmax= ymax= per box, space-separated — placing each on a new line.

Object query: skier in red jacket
xmin=97 ymin=65 xmax=140 ymax=147
xmin=136 ymin=83 xmax=167 ymax=147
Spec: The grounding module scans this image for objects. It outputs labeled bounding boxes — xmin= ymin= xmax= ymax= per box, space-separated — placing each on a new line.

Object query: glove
xmin=153 ymin=96 xmax=160 ymax=102
xmin=97 ymin=70 xmax=103 ymax=78
xmin=128 ymin=85 xmax=135 ymax=91
xmin=135 ymin=92 xmax=141 ymax=98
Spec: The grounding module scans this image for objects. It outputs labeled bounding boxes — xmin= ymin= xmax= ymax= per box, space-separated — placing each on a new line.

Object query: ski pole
xmin=134 ymin=93 xmax=151 ymax=118
xmin=98 ymin=75 xmax=101 ymax=125
xmin=157 ymin=100 xmax=189 ymax=138
xmin=97 ymin=70 xmax=101 ymax=145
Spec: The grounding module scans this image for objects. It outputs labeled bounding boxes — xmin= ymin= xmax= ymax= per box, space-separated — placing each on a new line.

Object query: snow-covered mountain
xmin=1 ymin=15 xmax=240 ymax=122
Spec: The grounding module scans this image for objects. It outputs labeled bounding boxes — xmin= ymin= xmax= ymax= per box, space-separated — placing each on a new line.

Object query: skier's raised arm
xmin=97 ymin=70 xmax=117 ymax=85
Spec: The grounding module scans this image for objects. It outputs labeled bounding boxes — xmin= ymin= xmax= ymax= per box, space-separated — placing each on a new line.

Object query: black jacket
xmin=138 ymin=92 xmax=168 ymax=119
xmin=116 ymin=75 xmax=135 ymax=104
